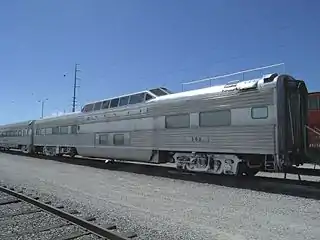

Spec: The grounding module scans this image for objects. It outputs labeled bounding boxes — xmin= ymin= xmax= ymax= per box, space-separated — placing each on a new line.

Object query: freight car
xmin=0 ymin=73 xmax=309 ymax=176
xmin=308 ymin=92 xmax=320 ymax=149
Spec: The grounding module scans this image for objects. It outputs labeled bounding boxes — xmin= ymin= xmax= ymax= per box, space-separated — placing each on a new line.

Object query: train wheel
xmin=237 ymin=162 xmax=259 ymax=176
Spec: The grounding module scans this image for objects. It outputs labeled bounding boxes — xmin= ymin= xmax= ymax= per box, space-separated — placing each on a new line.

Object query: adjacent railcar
xmin=32 ymin=112 xmax=81 ymax=156
xmin=0 ymin=73 xmax=309 ymax=176
xmin=308 ymin=92 xmax=320 ymax=149
xmin=0 ymin=120 xmax=34 ymax=152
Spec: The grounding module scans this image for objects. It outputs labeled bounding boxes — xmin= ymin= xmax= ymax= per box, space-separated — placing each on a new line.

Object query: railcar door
xmin=285 ymin=79 xmax=308 ymax=165
xmin=27 ymin=120 xmax=34 ymax=153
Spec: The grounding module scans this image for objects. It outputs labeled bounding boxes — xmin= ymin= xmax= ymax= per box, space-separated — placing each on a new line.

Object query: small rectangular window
xmin=71 ymin=125 xmax=77 ymax=134
xmin=60 ymin=126 xmax=69 ymax=134
xmin=165 ymin=114 xmax=190 ymax=128
xmin=119 ymin=96 xmax=129 ymax=106
xmin=251 ymin=106 xmax=268 ymax=119
xmin=52 ymin=126 xmax=59 ymax=134
xmin=110 ymin=98 xmax=119 ymax=108
xmin=102 ymin=100 xmax=110 ymax=109
xmin=36 ymin=129 xmax=41 ymax=135
xmin=93 ymin=102 xmax=103 ymax=111
xmin=45 ymin=128 xmax=52 ymax=135
xmin=40 ymin=128 xmax=46 ymax=135
xmin=113 ymin=134 xmax=124 ymax=145
xmin=98 ymin=134 xmax=108 ymax=145
xmin=199 ymin=110 xmax=231 ymax=127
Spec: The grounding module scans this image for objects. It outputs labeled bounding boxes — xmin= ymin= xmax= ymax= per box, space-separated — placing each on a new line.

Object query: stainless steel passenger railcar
xmin=0 ymin=120 xmax=34 ymax=152
xmin=0 ymin=73 xmax=309 ymax=176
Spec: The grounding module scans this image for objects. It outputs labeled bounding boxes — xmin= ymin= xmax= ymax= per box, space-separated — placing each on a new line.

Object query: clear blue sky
xmin=0 ymin=0 xmax=319 ymax=124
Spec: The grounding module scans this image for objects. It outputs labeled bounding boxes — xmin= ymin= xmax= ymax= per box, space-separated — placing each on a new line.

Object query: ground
xmin=0 ymin=153 xmax=320 ymax=240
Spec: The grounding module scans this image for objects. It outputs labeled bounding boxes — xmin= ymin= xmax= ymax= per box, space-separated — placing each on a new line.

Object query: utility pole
xmin=38 ymin=98 xmax=49 ymax=119
xmin=72 ymin=63 xmax=80 ymax=112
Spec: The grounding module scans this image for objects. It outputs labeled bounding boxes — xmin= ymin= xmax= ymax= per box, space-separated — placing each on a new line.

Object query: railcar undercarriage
xmin=173 ymin=152 xmax=265 ymax=176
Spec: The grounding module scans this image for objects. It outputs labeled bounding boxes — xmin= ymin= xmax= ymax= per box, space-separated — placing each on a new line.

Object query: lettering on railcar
xmin=309 ymin=143 xmax=320 ymax=148
xmin=187 ymin=136 xmax=210 ymax=143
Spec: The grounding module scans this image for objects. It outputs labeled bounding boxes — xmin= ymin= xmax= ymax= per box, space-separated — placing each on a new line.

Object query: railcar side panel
xmin=154 ymin=125 xmax=275 ymax=154
xmin=149 ymin=89 xmax=274 ymax=116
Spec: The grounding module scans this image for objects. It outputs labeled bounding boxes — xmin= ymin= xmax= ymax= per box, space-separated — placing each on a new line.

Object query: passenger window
xmin=52 ymin=126 xmax=59 ymax=134
xmin=113 ymin=134 xmax=125 ymax=145
xmin=45 ymin=128 xmax=52 ymax=135
xmin=251 ymin=106 xmax=268 ymax=119
xmin=98 ymin=134 xmax=108 ymax=145
xmin=199 ymin=110 xmax=231 ymax=127
xmin=109 ymin=98 xmax=119 ymax=108
xmin=129 ymin=93 xmax=145 ymax=104
xmin=119 ymin=96 xmax=129 ymax=107
xmin=149 ymin=88 xmax=167 ymax=96
xmin=71 ymin=125 xmax=77 ymax=134
xmin=102 ymin=100 xmax=110 ymax=109
xmin=60 ymin=126 xmax=69 ymax=134
xmin=93 ymin=102 xmax=103 ymax=111
xmin=145 ymin=94 xmax=153 ymax=101
xmin=18 ymin=130 xmax=22 ymax=136
xmin=165 ymin=114 xmax=190 ymax=128
xmin=82 ymin=104 xmax=94 ymax=112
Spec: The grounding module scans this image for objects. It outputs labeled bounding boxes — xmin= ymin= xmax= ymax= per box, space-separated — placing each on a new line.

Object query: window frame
xmin=251 ymin=106 xmax=268 ymax=119
xmin=119 ymin=96 xmax=130 ymax=107
xmin=109 ymin=98 xmax=119 ymax=108
xmin=93 ymin=102 xmax=103 ymax=111
xmin=113 ymin=134 xmax=125 ymax=145
xmin=59 ymin=126 xmax=69 ymax=134
xmin=102 ymin=100 xmax=110 ymax=109
xmin=129 ymin=93 xmax=145 ymax=105
xmin=165 ymin=113 xmax=190 ymax=129
xmin=199 ymin=109 xmax=231 ymax=127
xmin=98 ymin=134 xmax=108 ymax=145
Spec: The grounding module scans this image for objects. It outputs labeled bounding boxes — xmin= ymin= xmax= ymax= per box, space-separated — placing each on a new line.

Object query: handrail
xmin=306 ymin=125 xmax=320 ymax=136
xmin=181 ymin=63 xmax=285 ymax=91
xmin=315 ymin=127 xmax=320 ymax=133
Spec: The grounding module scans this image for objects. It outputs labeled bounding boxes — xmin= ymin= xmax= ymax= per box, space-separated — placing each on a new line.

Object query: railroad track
xmin=0 ymin=185 xmax=137 ymax=240
xmin=2 ymin=150 xmax=320 ymax=201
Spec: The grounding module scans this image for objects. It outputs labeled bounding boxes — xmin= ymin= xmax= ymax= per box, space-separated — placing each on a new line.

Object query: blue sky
xmin=0 ymin=0 xmax=319 ymax=124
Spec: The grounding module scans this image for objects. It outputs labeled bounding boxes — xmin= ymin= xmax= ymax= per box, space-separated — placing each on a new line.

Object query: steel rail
xmin=0 ymin=185 xmax=130 ymax=240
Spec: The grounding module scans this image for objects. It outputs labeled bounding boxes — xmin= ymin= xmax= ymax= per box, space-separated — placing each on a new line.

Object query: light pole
xmin=38 ymin=98 xmax=49 ymax=119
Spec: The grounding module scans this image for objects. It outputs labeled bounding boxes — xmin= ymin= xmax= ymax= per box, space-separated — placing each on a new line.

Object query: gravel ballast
xmin=0 ymin=153 xmax=320 ymax=240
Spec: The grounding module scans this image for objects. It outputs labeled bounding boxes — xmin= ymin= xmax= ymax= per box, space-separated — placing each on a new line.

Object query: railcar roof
xmin=34 ymin=112 xmax=81 ymax=124
xmin=150 ymin=73 xmax=279 ymax=103
xmin=0 ymin=120 xmax=34 ymax=129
